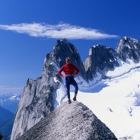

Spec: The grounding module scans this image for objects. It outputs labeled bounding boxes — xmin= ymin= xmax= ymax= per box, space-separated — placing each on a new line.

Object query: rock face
xmin=10 ymin=77 xmax=56 ymax=140
xmin=11 ymin=39 xmax=87 ymax=140
xmin=116 ymin=36 xmax=140 ymax=62
xmin=84 ymin=45 xmax=119 ymax=80
xmin=42 ymin=38 xmax=86 ymax=80
xmin=17 ymin=101 xmax=117 ymax=140
xmin=84 ymin=37 xmax=140 ymax=80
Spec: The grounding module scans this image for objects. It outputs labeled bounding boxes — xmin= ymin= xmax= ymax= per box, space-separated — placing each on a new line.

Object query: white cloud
xmin=0 ymin=23 xmax=119 ymax=40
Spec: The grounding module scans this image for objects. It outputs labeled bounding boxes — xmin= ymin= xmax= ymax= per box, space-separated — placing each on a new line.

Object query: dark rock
xmin=116 ymin=36 xmax=140 ymax=62
xmin=42 ymin=38 xmax=87 ymax=80
xmin=17 ymin=102 xmax=117 ymax=140
xmin=84 ymin=45 xmax=119 ymax=80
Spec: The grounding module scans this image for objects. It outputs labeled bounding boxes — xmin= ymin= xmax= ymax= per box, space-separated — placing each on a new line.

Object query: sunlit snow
xmin=55 ymin=60 xmax=140 ymax=140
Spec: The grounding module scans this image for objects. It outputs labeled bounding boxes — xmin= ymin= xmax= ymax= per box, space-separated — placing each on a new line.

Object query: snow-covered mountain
xmin=11 ymin=36 xmax=140 ymax=140
xmin=0 ymin=93 xmax=20 ymax=113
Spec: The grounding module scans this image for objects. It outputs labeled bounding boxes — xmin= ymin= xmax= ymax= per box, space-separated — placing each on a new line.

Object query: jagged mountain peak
xmin=92 ymin=44 xmax=106 ymax=48
xmin=54 ymin=38 xmax=75 ymax=51
xmin=122 ymin=36 xmax=139 ymax=42
xmin=53 ymin=39 xmax=79 ymax=56
xmin=44 ymin=39 xmax=86 ymax=80
xmin=89 ymin=44 xmax=115 ymax=55
xmin=43 ymin=38 xmax=88 ymax=83
xmin=117 ymin=36 xmax=140 ymax=50
xmin=116 ymin=36 xmax=140 ymax=62
xmin=84 ymin=44 xmax=119 ymax=80
xmin=11 ymin=39 xmax=88 ymax=140
xmin=61 ymin=38 xmax=69 ymax=43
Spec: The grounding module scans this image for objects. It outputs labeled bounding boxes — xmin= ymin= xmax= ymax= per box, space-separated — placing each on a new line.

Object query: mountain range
xmin=0 ymin=93 xmax=20 ymax=140
xmin=0 ymin=93 xmax=20 ymax=114
xmin=10 ymin=36 xmax=140 ymax=140
xmin=0 ymin=106 xmax=14 ymax=140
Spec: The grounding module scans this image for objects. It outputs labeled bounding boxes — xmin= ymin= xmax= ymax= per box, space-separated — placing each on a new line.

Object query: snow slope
xmin=55 ymin=60 xmax=140 ymax=140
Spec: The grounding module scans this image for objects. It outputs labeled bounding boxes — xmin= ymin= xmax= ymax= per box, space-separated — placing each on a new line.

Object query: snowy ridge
xmin=106 ymin=58 xmax=140 ymax=78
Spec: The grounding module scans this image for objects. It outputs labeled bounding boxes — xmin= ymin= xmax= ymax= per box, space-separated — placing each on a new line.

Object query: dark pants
xmin=65 ymin=75 xmax=78 ymax=100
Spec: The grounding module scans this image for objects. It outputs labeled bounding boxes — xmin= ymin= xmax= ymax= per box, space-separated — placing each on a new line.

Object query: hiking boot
xmin=73 ymin=96 xmax=77 ymax=101
xmin=68 ymin=99 xmax=71 ymax=104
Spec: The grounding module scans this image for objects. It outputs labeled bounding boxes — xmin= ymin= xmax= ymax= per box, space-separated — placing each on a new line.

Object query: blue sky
xmin=0 ymin=0 xmax=140 ymax=94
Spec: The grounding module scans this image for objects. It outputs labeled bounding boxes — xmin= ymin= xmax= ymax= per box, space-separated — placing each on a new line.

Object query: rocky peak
xmin=17 ymin=102 xmax=117 ymax=140
xmin=84 ymin=44 xmax=119 ymax=80
xmin=116 ymin=36 xmax=140 ymax=62
xmin=52 ymin=38 xmax=80 ymax=65
xmin=11 ymin=39 xmax=87 ymax=140
xmin=10 ymin=74 xmax=55 ymax=140
xmin=43 ymin=39 xmax=87 ymax=80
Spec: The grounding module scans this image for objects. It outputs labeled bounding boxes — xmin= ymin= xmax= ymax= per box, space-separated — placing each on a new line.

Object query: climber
xmin=58 ymin=57 xmax=80 ymax=104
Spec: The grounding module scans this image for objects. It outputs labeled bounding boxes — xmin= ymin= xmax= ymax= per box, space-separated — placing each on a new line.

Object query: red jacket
xmin=58 ymin=63 xmax=80 ymax=77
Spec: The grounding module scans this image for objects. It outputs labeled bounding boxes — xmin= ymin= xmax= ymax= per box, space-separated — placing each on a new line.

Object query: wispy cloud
xmin=0 ymin=23 xmax=119 ymax=40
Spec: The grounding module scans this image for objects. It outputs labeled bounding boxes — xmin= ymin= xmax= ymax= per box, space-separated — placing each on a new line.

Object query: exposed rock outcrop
xmin=42 ymin=38 xmax=87 ymax=80
xmin=10 ymin=77 xmax=56 ymax=140
xmin=116 ymin=36 xmax=140 ymax=62
xmin=84 ymin=45 xmax=119 ymax=80
xmin=17 ymin=101 xmax=117 ymax=140
xmin=11 ymin=39 xmax=87 ymax=140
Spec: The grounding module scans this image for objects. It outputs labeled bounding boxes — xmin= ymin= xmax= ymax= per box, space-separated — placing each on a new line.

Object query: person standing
xmin=58 ymin=57 xmax=80 ymax=104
